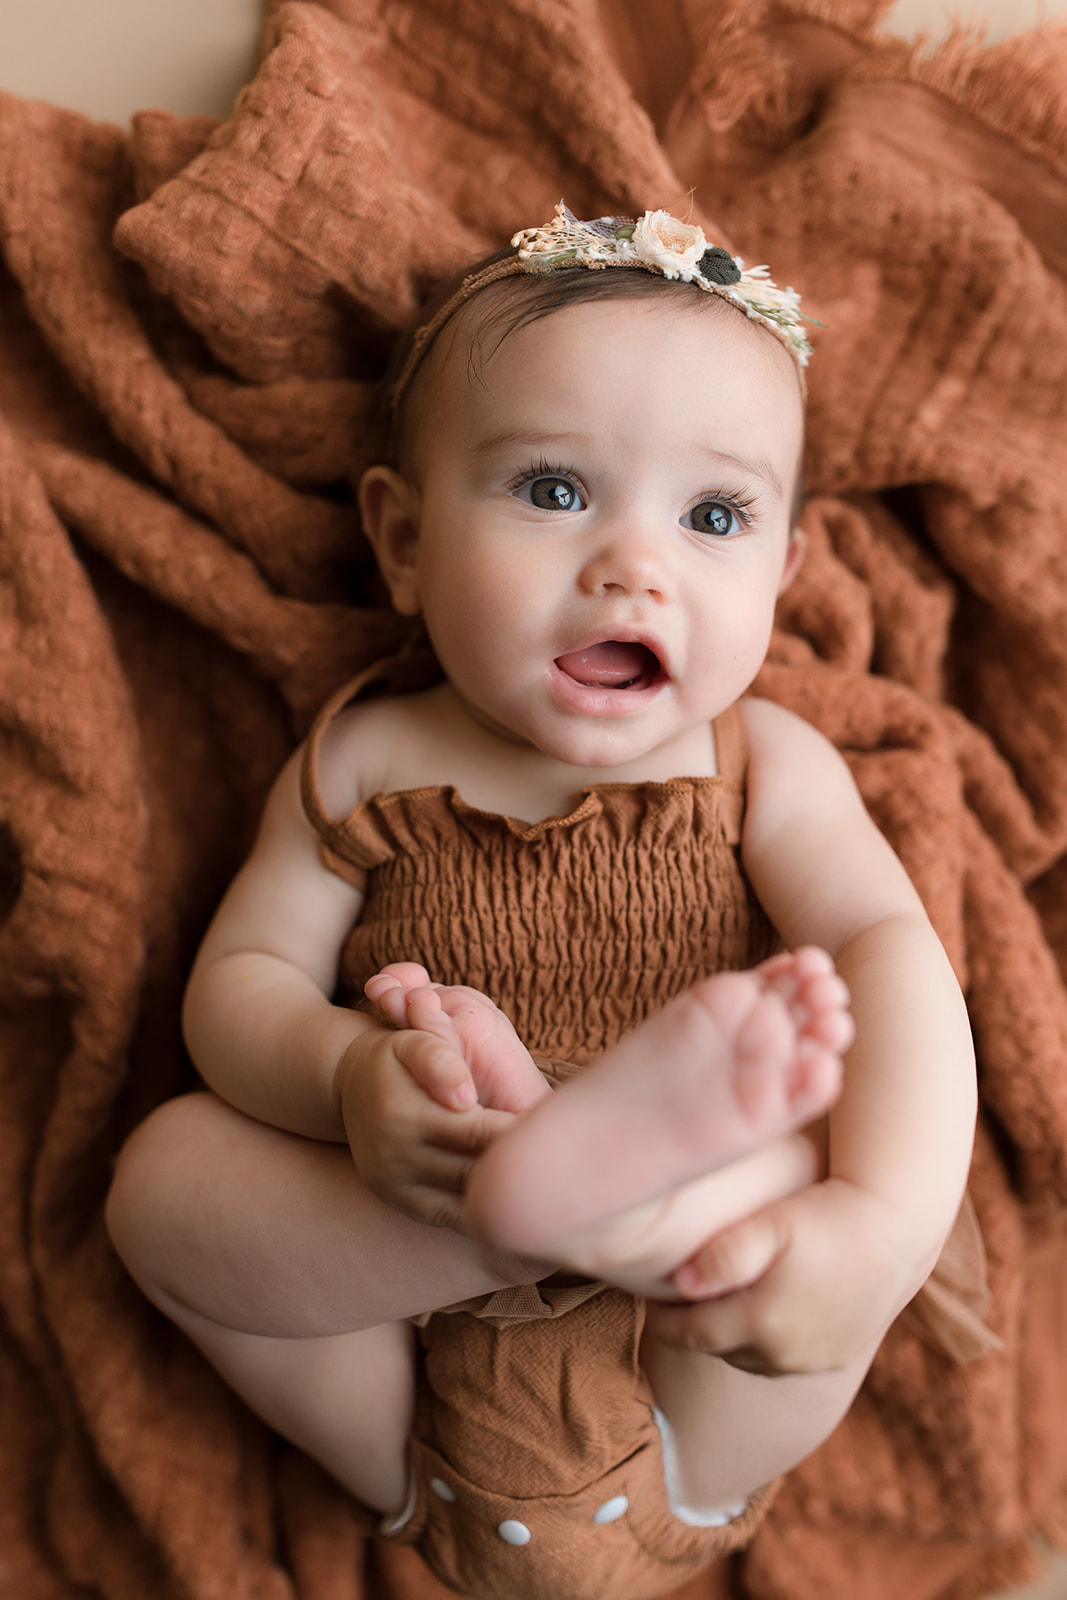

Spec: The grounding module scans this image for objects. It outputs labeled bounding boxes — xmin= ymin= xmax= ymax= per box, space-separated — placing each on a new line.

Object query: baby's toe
xmin=800 ymin=971 xmax=850 ymax=1013
xmin=374 ymin=961 xmax=433 ymax=990
xmin=404 ymin=986 xmax=458 ymax=1044
xmin=435 ymin=985 xmax=499 ymax=1017
xmin=792 ymin=946 xmax=836 ymax=979
xmin=810 ymin=1008 xmax=855 ymax=1053
xmin=363 ymin=972 xmax=402 ymax=1002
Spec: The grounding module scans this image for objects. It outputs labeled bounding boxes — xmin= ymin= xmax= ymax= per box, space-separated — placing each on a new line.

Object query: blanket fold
xmin=3 ymin=2 xmax=1067 ymax=1596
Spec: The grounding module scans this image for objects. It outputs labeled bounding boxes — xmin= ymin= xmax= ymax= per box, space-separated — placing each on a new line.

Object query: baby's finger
xmin=427 ymin=1103 xmax=518 ymax=1155
xmin=394 ymin=1031 xmax=477 ymax=1111
xmin=384 ymin=1146 xmax=476 ymax=1196
xmin=673 ymin=1207 xmax=790 ymax=1300
xmin=647 ymin=1280 xmax=807 ymax=1374
xmin=392 ymin=1182 xmax=470 ymax=1232
xmin=647 ymin=1286 xmax=759 ymax=1358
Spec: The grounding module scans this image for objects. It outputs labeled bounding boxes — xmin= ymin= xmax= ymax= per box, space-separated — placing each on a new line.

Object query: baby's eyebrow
xmin=466 ymin=426 xmax=592 ymax=458
xmin=700 ymin=449 xmax=783 ymax=500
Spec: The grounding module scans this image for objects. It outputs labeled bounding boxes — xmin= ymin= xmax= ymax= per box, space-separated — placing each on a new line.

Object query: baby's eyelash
xmin=502 ymin=463 xmax=762 ymax=528
xmin=504 ymin=457 xmax=582 ymax=493
xmin=694 ymin=486 xmax=759 ymax=526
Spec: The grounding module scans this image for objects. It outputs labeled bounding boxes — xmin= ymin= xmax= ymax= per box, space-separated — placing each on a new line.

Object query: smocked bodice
xmin=301 ymin=663 xmax=777 ymax=1065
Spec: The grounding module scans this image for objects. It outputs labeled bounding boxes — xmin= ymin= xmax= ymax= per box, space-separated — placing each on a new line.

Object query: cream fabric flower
xmin=632 ymin=211 xmax=707 ymax=280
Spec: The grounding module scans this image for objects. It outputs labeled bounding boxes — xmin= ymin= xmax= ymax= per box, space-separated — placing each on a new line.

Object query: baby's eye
xmin=685 ymin=499 xmax=744 ymax=538
xmin=515 ymin=476 xmax=585 ymax=512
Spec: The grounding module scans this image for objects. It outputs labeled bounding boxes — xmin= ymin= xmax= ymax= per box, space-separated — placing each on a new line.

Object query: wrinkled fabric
xmin=2 ymin=2 xmax=1067 ymax=1597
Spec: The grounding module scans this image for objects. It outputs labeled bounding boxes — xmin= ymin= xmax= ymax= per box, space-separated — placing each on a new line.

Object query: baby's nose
xmin=579 ymin=529 xmax=673 ymax=601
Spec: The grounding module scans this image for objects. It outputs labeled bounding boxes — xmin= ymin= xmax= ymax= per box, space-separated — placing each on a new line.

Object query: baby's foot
xmin=465 ymin=949 xmax=850 ymax=1279
xmin=364 ymin=965 xmax=551 ymax=1115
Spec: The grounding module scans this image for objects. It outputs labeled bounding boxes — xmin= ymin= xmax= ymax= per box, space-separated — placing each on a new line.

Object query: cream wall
xmin=0 ymin=0 xmax=1065 ymax=124
xmin=0 ymin=0 xmax=263 ymax=123
xmin=888 ymin=0 xmax=1067 ymax=43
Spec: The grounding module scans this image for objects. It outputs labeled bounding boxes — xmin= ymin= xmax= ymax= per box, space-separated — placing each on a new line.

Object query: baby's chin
xmin=449 ymin=690 xmax=534 ymax=748
xmin=444 ymin=677 xmax=703 ymax=779
xmin=449 ymin=690 xmax=629 ymax=772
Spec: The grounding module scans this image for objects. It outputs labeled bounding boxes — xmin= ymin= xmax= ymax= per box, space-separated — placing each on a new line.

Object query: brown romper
xmin=301 ymin=660 xmax=786 ymax=1600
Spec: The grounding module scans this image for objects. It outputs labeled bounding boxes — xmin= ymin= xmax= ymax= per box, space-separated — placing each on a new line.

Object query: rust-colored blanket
xmin=3 ymin=1 xmax=1067 ymax=1596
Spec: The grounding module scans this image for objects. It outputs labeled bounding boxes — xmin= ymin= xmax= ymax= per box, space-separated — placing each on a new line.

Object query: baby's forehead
xmin=397 ymin=284 xmax=804 ymax=480
xmin=451 ymin=290 xmax=794 ymax=391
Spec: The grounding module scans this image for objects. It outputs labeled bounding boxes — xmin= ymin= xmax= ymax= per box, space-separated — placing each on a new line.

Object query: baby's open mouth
xmin=554 ymin=640 xmax=661 ymax=691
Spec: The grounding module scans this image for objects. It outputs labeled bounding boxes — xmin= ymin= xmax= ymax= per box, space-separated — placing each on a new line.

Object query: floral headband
xmin=389 ymin=202 xmax=814 ymax=409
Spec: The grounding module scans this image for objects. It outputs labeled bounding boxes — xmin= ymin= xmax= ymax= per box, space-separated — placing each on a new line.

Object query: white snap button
xmin=497 ymin=1520 xmax=531 ymax=1546
xmin=592 ymin=1495 xmax=628 ymax=1524
xmin=429 ymin=1477 xmax=457 ymax=1503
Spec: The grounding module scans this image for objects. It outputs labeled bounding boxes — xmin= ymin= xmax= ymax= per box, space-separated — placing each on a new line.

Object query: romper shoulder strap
xmin=299 ymin=659 xmax=393 ymax=839
xmin=300 ymin=640 xmax=445 ymax=839
xmin=710 ymin=701 xmax=749 ymax=784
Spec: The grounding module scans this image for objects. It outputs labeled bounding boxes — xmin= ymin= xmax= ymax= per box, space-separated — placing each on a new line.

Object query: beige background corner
xmin=0 ymin=0 xmax=263 ymax=123
xmin=0 ymin=0 xmax=1066 ymax=123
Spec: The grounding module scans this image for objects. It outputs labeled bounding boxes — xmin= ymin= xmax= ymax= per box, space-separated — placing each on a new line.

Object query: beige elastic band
xmin=389 ymin=248 xmax=807 ymax=413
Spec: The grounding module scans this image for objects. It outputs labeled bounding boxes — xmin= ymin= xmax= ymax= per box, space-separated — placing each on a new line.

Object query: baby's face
xmin=387 ymin=295 xmax=804 ymax=771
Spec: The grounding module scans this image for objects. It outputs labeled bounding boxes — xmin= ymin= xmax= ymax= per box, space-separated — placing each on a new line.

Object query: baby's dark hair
xmin=378 ymin=248 xmax=806 ymax=526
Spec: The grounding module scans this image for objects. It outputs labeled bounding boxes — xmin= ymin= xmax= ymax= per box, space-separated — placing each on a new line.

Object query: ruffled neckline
xmin=301 ymin=656 xmax=751 ymax=851
xmin=349 ymin=773 xmax=740 ymax=843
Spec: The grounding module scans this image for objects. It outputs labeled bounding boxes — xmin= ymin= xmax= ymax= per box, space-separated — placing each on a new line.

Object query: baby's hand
xmin=336 ymin=1024 xmax=517 ymax=1231
xmin=364 ymin=964 xmax=551 ymax=1115
xmin=648 ymin=1178 xmax=932 ymax=1374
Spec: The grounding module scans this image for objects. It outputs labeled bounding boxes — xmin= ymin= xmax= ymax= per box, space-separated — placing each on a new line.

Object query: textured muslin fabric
xmin=3 ymin=3 xmax=1067 ymax=1598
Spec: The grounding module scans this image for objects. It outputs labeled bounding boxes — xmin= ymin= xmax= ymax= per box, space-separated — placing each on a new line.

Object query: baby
xmin=106 ymin=207 xmax=977 ymax=1600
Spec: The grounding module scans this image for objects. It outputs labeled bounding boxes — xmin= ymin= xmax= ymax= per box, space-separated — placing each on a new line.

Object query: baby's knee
xmin=105 ymin=1092 xmax=218 ymax=1281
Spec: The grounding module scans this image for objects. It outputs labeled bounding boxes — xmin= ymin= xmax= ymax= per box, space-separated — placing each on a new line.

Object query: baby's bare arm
xmin=661 ymin=699 xmax=976 ymax=1370
xmin=182 ymin=748 xmax=510 ymax=1227
xmin=182 ymin=747 xmax=375 ymax=1139
xmin=743 ymin=699 xmax=976 ymax=1243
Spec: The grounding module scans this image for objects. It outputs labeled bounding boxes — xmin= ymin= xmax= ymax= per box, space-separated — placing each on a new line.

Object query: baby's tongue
xmin=555 ymin=640 xmax=653 ymax=687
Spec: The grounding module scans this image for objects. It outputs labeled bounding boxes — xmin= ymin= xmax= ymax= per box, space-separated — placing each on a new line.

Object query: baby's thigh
xmin=106 ymin=1090 xmax=366 ymax=1334
xmin=106 ymin=1090 xmax=526 ymax=1338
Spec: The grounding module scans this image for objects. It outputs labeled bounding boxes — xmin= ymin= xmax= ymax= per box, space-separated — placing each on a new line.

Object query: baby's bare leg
xmin=456 ymin=951 xmax=862 ymax=1520
xmin=466 ymin=950 xmax=851 ymax=1292
xmin=106 ymin=1091 xmax=545 ymax=1514
xmin=640 ymin=1329 xmax=878 ymax=1520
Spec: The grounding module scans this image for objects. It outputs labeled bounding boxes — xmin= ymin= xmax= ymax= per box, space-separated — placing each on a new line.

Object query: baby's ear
xmin=358 ymin=466 xmax=422 ymax=616
xmin=777 ymin=526 xmax=807 ymax=596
